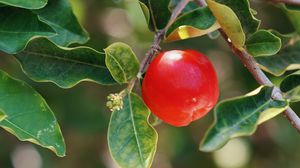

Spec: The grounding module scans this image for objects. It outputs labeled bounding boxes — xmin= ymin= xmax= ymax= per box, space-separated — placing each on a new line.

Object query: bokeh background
xmin=1 ymin=0 xmax=300 ymax=168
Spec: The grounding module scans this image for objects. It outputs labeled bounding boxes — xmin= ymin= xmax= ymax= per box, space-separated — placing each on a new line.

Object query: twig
xmin=139 ymin=0 xmax=191 ymax=76
xmin=128 ymin=0 xmax=191 ymax=92
xmin=197 ymin=0 xmax=300 ymax=133
xmin=219 ymin=30 xmax=300 ymax=133
xmin=218 ymin=30 xmax=273 ymax=86
xmin=266 ymin=0 xmax=300 ymax=6
xmin=194 ymin=0 xmax=207 ymax=6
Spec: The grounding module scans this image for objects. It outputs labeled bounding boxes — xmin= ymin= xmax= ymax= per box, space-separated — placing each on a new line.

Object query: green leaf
xmin=207 ymin=0 xmax=245 ymax=49
xmin=166 ymin=7 xmax=220 ymax=42
xmin=281 ymin=4 xmax=300 ymax=34
xmin=15 ymin=38 xmax=116 ymax=88
xmin=246 ymin=30 xmax=281 ymax=57
xmin=270 ymin=30 xmax=296 ymax=48
xmin=215 ymin=0 xmax=260 ymax=34
xmin=68 ymin=0 xmax=85 ymax=24
xmin=0 ymin=0 xmax=47 ymax=9
xmin=35 ymin=0 xmax=89 ymax=46
xmin=139 ymin=2 xmax=150 ymax=24
xmin=169 ymin=0 xmax=198 ymax=13
xmin=0 ymin=110 xmax=6 ymax=121
xmin=139 ymin=0 xmax=171 ymax=31
xmin=0 ymin=70 xmax=65 ymax=156
xmin=256 ymin=41 xmax=300 ymax=76
xmin=280 ymin=70 xmax=300 ymax=102
xmin=108 ymin=92 xmax=158 ymax=168
xmin=286 ymin=4 xmax=300 ymax=11
xmin=200 ymin=86 xmax=288 ymax=152
xmin=0 ymin=7 xmax=55 ymax=54
xmin=104 ymin=42 xmax=140 ymax=84
xmin=139 ymin=0 xmax=202 ymax=32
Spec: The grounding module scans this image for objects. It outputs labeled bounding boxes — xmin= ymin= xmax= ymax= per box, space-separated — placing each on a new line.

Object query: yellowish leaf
xmin=207 ymin=0 xmax=245 ymax=49
xmin=165 ymin=22 xmax=220 ymax=42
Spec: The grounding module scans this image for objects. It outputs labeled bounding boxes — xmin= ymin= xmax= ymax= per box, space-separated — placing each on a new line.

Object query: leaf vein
xmin=128 ymin=94 xmax=145 ymax=167
xmin=21 ymin=51 xmax=107 ymax=69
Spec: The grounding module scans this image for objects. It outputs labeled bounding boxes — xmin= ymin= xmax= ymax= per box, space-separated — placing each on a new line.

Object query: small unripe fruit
xmin=142 ymin=50 xmax=219 ymax=127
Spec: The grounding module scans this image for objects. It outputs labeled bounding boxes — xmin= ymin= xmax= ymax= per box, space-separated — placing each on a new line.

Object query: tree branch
xmin=196 ymin=0 xmax=300 ymax=133
xmin=219 ymin=30 xmax=300 ymax=133
xmin=266 ymin=0 xmax=300 ymax=6
xmin=128 ymin=0 xmax=191 ymax=91
xmin=139 ymin=0 xmax=191 ymax=76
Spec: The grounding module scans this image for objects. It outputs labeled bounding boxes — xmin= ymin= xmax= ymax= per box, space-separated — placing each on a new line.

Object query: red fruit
xmin=142 ymin=50 xmax=219 ymax=127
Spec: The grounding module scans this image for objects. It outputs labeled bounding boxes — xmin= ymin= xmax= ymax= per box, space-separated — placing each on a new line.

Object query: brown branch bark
xmin=267 ymin=0 xmax=300 ymax=6
xmin=128 ymin=0 xmax=191 ymax=91
xmin=139 ymin=0 xmax=191 ymax=77
xmin=219 ymin=30 xmax=300 ymax=133
xmin=196 ymin=0 xmax=300 ymax=133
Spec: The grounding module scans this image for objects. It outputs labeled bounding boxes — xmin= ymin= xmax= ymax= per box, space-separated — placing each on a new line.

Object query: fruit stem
xmin=196 ymin=0 xmax=300 ymax=133
xmin=127 ymin=0 xmax=191 ymax=92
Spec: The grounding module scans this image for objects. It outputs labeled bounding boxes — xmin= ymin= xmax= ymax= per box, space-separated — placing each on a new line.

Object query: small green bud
xmin=106 ymin=92 xmax=124 ymax=112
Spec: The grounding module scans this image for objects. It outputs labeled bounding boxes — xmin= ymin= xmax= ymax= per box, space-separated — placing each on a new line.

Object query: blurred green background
xmin=1 ymin=0 xmax=300 ymax=168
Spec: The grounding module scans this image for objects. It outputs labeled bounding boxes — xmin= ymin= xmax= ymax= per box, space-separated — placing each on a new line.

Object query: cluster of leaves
xmin=1 ymin=0 xmax=300 ymax=168
xmin=137 ymin=0 xmax=300 ymax=167
xmin=1 ymin=0 xmax=157 ymax=166
xmin=197 ymin=0 xmax=300 ymax=152
xmin=0 ymin=0 xmax=94 ymax=157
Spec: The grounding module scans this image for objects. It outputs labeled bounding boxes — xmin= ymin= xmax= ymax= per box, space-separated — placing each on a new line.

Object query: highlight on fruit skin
xmin=142 ymin=49 xmax=219 ymax=127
